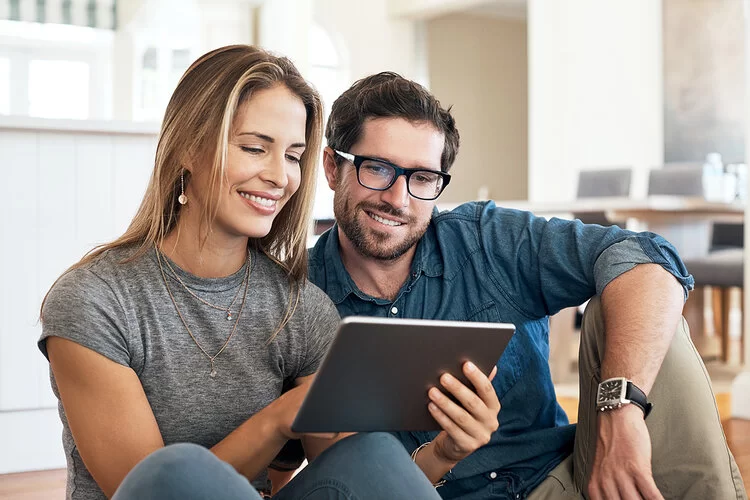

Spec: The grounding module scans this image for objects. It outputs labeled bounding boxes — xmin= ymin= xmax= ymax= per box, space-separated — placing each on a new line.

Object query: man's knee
xmin=580 ymin=296 xmax=603 ymax=332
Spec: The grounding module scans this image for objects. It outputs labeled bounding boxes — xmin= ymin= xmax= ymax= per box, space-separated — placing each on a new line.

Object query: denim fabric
xmin=308 ymin=201 xmax=693 ymax=499
xmin=113 ymin=433 xmax=441 ymax=500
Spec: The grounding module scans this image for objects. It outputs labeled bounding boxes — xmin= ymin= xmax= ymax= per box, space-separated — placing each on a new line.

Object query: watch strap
xmin=625 ymin=381 xmax=653 ymax=419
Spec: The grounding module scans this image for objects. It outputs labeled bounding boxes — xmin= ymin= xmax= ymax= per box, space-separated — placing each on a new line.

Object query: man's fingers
xmin=430 ymin=385 xmax=482 ymax=436
xmin=599 ymin=479 xmax=620 ymax=500
xmin=635 ymin=472 xmax=664 ymax=500
xmin=488 ymin=365 xmax=498 ymax=381
xmin=438 ymin=373 xmax=491 ymax=420
xmin=462 ymin=362 xmax=500 ymax=410
xmin=427 ymin=401 xmax=473 ymax=446
xmin=615 ymin=477 xmax=641 ymax=500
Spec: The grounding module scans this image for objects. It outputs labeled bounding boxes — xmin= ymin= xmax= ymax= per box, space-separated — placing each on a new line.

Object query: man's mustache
xmin=357 ymin=202 xmax=410 ymax=221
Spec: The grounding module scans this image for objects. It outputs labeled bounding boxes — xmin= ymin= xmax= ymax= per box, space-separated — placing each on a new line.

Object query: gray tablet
xmin=291 ymin=316 xmax=515 ymax=433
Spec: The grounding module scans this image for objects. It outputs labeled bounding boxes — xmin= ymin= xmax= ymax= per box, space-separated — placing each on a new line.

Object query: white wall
xmin=527 ymin=0 xmax=663 ymax=202
xmin=0 ymin=117 xmax=157 ymax=473
xmin=427 ymin=13 xmax=527 ymax=202
xmin=257 ymin=0 xmax=311 ymax=73
xmin=313 ymin=0 xmax=420 ymax=82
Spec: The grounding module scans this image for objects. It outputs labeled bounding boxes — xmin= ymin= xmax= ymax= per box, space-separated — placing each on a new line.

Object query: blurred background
xmin=0 ymin=0 xmax=749 ymax=495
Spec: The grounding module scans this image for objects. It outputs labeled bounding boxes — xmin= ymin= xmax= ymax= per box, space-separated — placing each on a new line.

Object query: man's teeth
xmin=369 ymin=212 xmax=402 ymax=227
xmin=240 ymin=192 xmax=276 ymax=207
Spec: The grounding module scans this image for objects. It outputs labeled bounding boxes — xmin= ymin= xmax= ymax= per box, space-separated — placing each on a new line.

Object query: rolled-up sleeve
xmin=477 ymin=201 xmax=694 ymax=319
xmin=593 ymin=235 xmax=694 ymax=299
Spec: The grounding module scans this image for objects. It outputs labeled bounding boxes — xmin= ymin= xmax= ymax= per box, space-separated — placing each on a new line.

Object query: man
xmin=308 ymin=72 xmax=747 ymax=499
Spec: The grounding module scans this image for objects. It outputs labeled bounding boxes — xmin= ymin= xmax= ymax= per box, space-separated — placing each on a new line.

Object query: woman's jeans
xmin=113 ymin=432 xmax=441 ymax=500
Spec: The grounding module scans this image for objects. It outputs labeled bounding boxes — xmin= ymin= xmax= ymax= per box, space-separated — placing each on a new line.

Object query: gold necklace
xmin=156 ymin=248 xmax=251 ymax=378
xmin=160 ymin=251 xmax=247 ymax=321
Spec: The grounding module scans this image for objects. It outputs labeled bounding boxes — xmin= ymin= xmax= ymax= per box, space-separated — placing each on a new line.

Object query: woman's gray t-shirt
xmin=38 ymin=245 xmax=340 ymax=500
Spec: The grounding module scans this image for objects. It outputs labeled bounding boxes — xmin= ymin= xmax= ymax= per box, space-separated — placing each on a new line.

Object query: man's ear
xmin=322 ymin=147 xmax=338 ymax=190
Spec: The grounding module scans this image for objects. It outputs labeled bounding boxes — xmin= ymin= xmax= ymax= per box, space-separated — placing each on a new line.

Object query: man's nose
xmin=380 ymin=175 xmax=410 ymax=208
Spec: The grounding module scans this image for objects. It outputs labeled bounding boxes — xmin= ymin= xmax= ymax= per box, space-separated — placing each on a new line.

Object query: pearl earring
xmin=178 ymin=171 xmax=188 ymax=205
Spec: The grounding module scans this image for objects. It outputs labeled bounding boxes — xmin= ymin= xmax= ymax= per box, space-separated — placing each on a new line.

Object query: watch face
xmin=597 ymin=379 xmax=625 ymax=405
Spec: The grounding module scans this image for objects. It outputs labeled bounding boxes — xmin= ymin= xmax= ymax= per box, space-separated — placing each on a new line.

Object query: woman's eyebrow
xmin=238 ymin=131 xmax=305 ymax=148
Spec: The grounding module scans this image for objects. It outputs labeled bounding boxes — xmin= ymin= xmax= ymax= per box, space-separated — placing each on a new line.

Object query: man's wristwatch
xmin=596 ymin=377 xmax=653 ymax=419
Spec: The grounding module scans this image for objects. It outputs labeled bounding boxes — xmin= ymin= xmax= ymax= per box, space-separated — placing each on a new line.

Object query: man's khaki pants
xmin=529 ymin=296 xmax=747 ymax=499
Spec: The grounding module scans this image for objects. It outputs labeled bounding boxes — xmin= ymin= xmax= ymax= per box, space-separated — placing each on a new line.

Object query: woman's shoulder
xmin=49 ymin=245 xmax=150 ymax=299
xmin=40 ymin=246 xmax=140 ymax=365
xmin=300 ymin=278 xmax=335 ymax=305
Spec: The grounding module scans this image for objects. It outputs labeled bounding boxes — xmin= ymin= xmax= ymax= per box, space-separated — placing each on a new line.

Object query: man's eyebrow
xmin=362 ymin=153 xmax=437 ymax=171
xmin=238 ymin=131 xmax=305 ymax=148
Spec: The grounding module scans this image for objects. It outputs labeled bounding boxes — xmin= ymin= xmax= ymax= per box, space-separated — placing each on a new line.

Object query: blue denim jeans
xmin=113 ymin=432 xmax=441 ymax=499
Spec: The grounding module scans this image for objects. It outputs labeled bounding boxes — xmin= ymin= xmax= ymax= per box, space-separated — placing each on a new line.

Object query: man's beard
xmin=333 ymin=191 xmax=429 ymax=261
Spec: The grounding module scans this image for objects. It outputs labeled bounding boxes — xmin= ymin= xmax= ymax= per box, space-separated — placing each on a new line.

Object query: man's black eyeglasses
xmin=333 ymin=150 xmax=450 ymax=201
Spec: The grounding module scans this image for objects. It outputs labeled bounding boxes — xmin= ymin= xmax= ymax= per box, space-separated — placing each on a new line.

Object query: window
xmin=139 ymin=47 xmax=159 ymax=120
xmin=134 ymin=45 xmax=193 ymax=122
xmin=170 ymin=48 xmax=192 ymax=90
xmin=308 ymin=23 xmax=349 ymax=221
xmin=28 ymin=59 xmax=89 ymax=119
xmin=0 ymin=19 xmax=112 ymax=119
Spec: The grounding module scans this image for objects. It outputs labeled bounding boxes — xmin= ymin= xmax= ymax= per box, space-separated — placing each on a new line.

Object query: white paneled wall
xmin=0 ymin=117 xmax=157 ymax=473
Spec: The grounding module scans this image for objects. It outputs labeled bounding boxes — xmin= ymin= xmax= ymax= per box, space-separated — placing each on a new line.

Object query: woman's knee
xmin=140 ymin=443 xmax=216 ymax=474
xmin=331 ymin=432 xmax=410 ymax=464
xmin=114 ymin=443 xmax=236 ymax=499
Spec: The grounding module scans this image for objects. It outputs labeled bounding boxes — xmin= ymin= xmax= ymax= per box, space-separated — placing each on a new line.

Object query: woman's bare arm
xmin=49 ymin=337 xmax=313 ymax=497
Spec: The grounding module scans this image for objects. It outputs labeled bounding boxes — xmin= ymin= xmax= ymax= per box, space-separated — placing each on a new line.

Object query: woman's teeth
xmin=240 ymin=192 xmax=276 ymax=207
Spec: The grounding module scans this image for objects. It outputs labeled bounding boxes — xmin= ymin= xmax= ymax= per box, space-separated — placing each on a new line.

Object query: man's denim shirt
xmin=308 ymin=201 xmax=693 ymax=499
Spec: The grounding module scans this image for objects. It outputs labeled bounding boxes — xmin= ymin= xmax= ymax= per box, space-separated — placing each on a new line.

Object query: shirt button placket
xmin=390 ymin=306 xmax=398 ymax=316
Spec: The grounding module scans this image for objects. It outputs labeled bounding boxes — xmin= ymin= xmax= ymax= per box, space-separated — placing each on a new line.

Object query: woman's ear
xmin=182 ymin=153 xmax=197 ymax=174
xmin=322 ymin=147 xmax=338 ymax=190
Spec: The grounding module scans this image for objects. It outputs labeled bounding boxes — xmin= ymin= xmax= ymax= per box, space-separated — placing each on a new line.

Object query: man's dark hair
xmin=325 ymin=72 xmax=460 ymax=173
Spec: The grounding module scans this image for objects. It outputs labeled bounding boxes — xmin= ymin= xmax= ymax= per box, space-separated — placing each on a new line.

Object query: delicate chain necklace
xmin=159 ymin=251 xmax=247 ymax=321
xmin=155 ymin=247 xmax=251 ymax=378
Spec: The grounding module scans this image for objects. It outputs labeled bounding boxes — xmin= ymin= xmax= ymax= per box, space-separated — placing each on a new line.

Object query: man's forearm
xmin=599 ymin=263 xmax=685 ymax=393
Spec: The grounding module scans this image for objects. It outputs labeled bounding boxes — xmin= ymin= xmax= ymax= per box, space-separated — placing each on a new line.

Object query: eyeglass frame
xmin=333 ymin=149 xmax=451 ymax=201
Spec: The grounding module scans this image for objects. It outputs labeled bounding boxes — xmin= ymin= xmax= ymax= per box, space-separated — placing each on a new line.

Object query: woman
xmin=39 ymin=45 xmax=440 ymax=500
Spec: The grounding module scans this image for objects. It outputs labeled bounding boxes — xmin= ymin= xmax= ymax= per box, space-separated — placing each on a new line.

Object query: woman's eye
xmin=286 ymin=154 xmax=302 ymax=163
xmin=240 ymin=146 xmax=264 ymax=154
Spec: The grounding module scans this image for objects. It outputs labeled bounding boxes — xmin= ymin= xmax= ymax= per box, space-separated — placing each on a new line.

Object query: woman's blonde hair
xmin=42 ymin=45 xmax=324 ymax=335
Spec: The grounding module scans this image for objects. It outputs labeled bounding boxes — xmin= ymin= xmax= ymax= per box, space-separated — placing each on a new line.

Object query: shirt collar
xmin=320 ymin=209 xmax=445 ymax=303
